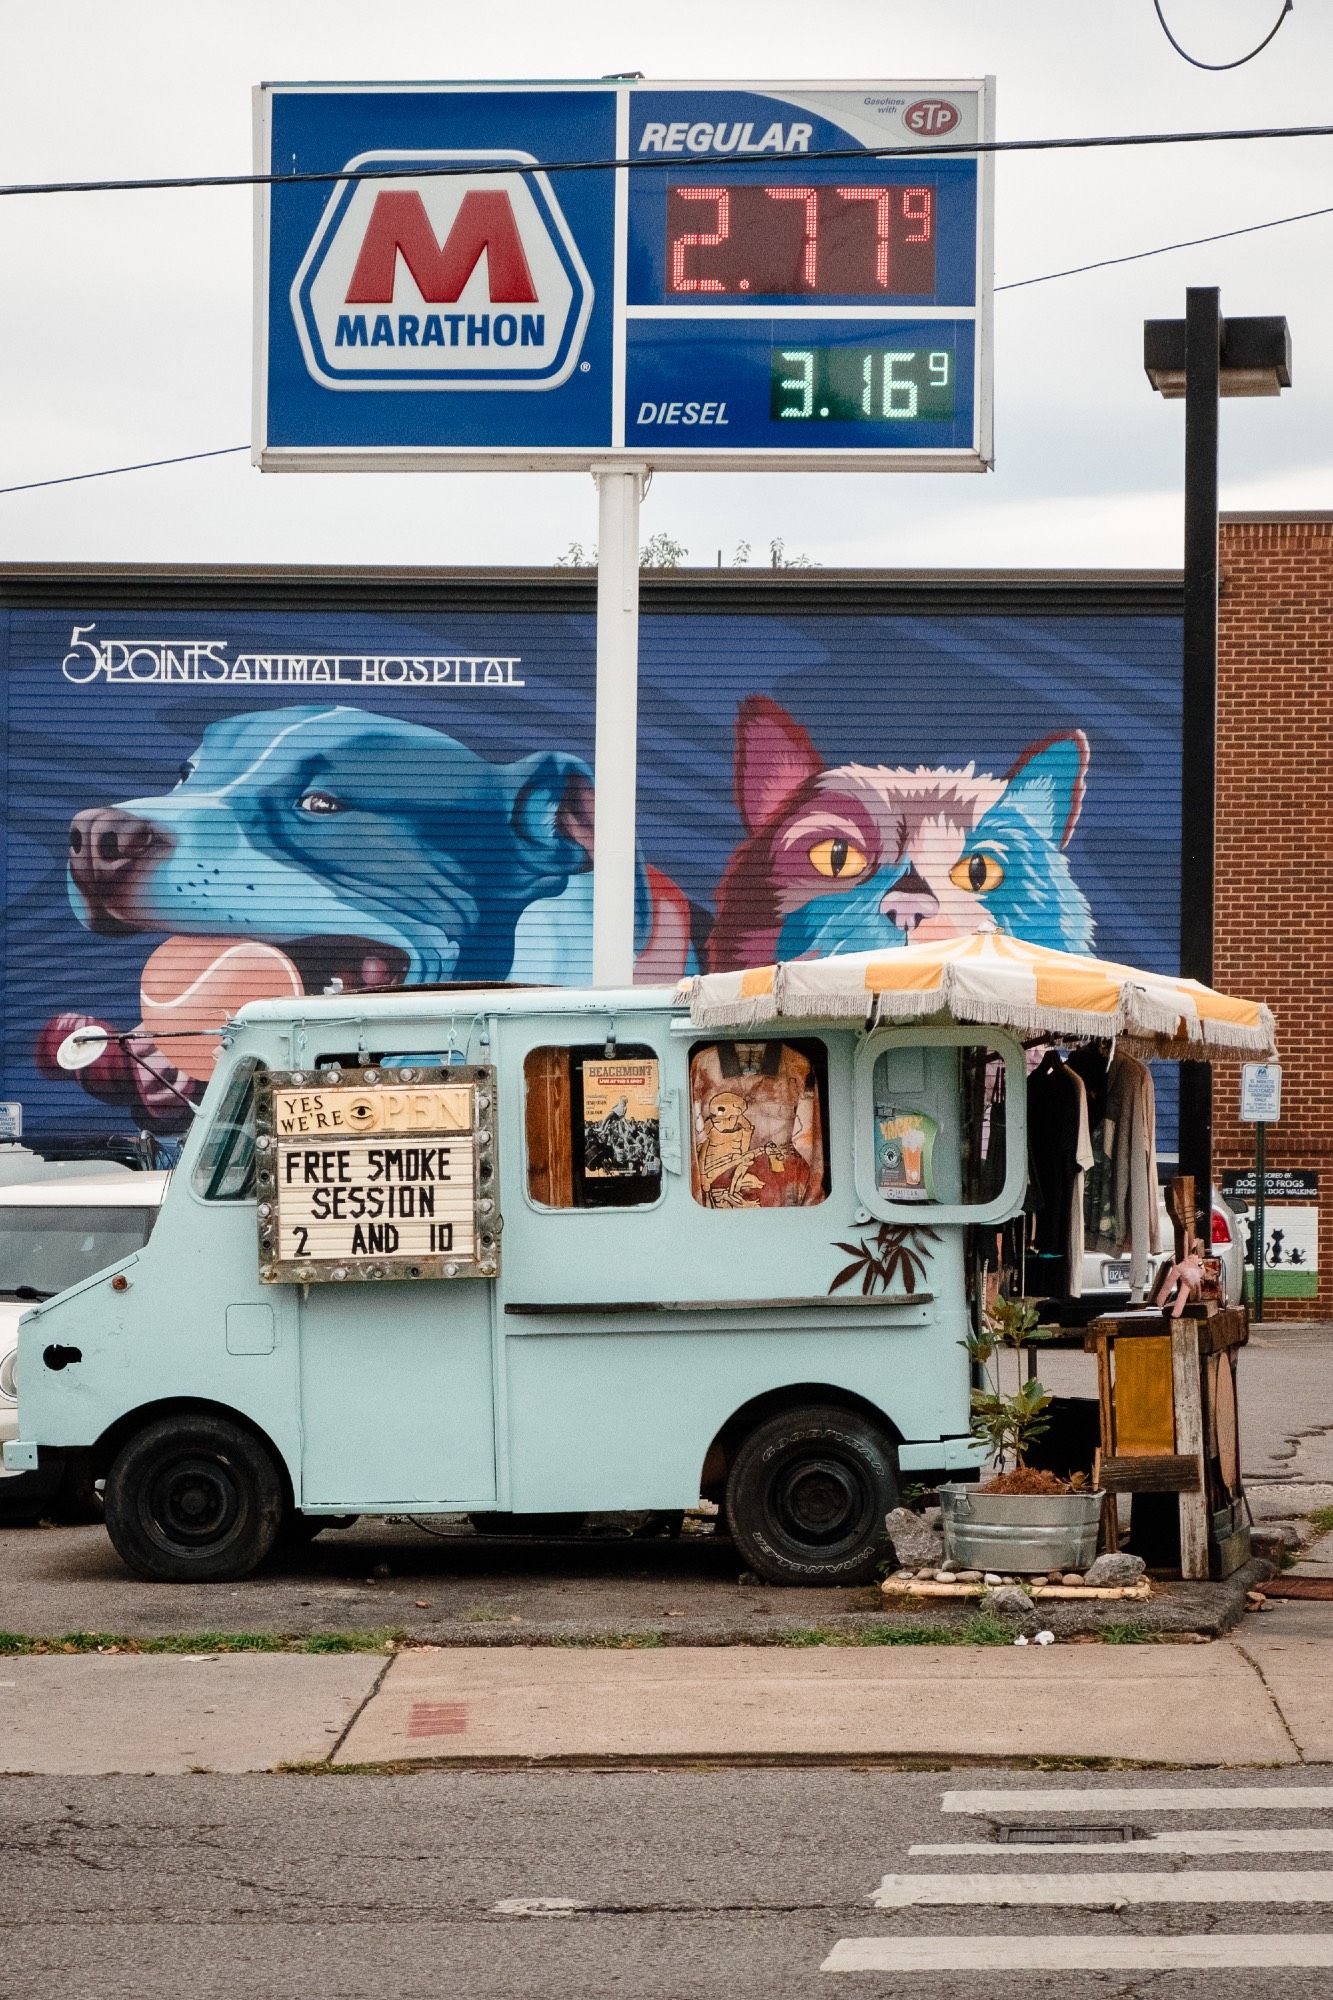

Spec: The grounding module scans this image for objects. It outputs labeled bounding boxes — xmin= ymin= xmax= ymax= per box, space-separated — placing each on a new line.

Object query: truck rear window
xmin=689 ymin=1040 xmax=829 ymax=1209
xmin=524 ymin=1045 xmax=662 ymax=1210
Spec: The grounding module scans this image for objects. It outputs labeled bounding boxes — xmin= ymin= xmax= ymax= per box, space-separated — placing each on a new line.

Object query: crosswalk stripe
xmin=943 ymin=1785 xmax=1333 ymax=1815
xmin=871 ymin=1868 xmax=1333 ymax=1907
xmin=822 ymin=1935 xmax=1333 ymax=1973
xmin=911 ymin=1829 xmax=1333 ymax=1856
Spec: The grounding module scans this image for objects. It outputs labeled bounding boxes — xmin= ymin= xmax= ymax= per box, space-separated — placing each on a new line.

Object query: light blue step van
xmin=5 ymin=986 xmax=1026 ymax=1584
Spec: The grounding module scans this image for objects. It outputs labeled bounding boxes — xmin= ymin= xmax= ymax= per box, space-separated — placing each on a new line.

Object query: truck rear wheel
xmin=725 ymin=1404 xmax=897 ymax=1585
xmin=103 ymin=1412 xmax=285 ymax=1583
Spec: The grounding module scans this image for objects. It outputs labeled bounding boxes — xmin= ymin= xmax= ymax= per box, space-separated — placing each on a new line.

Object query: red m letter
xmin=345 ymin=190 xmax=538 ymax=305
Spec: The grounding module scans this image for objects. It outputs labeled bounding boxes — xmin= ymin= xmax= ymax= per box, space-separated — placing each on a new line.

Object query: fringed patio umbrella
xmin=680 ymin=930 xmax=1277 ymax=1062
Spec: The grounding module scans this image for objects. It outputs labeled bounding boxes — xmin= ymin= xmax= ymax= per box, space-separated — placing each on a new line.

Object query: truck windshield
xmin=192 ymin=1058 xmax=260 ymax=1201
xmin=0 ymin=1205 xmax=158 ymax=1299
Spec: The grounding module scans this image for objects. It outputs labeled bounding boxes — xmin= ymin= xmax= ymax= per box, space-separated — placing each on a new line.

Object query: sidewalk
xmin=1 ymin=1632 xmax=1329 ymax=1775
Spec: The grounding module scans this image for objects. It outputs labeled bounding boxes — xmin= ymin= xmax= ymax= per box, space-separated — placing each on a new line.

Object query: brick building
xmin=1215 ymin=514 xmax=1333 ymax=1317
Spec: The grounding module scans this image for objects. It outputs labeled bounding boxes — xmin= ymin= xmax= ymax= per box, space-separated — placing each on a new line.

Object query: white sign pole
xmin=591 ymin=464 xmax=647 ymax=988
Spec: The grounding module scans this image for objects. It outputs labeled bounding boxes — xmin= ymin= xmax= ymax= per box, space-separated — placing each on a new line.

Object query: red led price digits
xmin=834 ymin=186 xmax=891 ymax=289
xmin=902 ymin=188 xmax=932 ymax=244
xmin=764 ymin=186 xmax=819 ymax=288
xmin=665 ymin=184 xmax=936 ymax=298
xmin=669 ymin=186 xmax=730 ymax=293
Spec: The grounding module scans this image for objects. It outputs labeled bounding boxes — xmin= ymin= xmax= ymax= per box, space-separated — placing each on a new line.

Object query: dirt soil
xmin=0 ymin=1514 xmax=1266 ymax=1645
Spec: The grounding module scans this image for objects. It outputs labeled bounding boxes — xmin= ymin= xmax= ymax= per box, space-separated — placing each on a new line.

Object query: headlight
xmin=0 ymin=1349 xmax=15 ymax=1401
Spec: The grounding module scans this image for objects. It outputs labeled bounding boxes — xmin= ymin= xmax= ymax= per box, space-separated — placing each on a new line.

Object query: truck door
xmin=257 ymin=1063 xmax=499 ymax=1512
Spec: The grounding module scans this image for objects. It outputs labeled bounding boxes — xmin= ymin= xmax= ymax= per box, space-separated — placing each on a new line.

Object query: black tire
xmin=103 ymin=1412 xmax=286 ymax=1583
xmin=725 ymin=1404 xmax=897 ymax=1585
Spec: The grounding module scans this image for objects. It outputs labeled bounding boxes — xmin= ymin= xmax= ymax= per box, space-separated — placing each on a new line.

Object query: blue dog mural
xmin=46 ymin=704 xmax=695 ymax=1131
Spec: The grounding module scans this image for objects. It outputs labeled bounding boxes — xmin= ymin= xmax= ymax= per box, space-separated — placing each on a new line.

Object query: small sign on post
xmin=0 ymin=1103 xmax=22 ymax=1141
xmin=1239 ymin=1062 xmax=1281 ymax=1124
xmin=1239 ymin=1062 xmax=1281 ymax=1322
xmin=254 ymin=1065 xmax=499 ymax=1285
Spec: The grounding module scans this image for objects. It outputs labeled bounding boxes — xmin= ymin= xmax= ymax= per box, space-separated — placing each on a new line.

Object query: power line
xmin=3 ymin=195 xmax=1327 ymax=501
xmin=997 ymin=197 xmax=1333 ymax=292
xmin=4 ymin=118 xmax=1333 ymax=201
xmin=0 ymin=444 xmax=247 ymax=496
xmin=1153 ymin=0 xmax=1294 ymax=71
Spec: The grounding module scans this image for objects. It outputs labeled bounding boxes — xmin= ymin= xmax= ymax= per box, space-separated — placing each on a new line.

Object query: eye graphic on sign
xmin=344 ymin=1094 xmax=380 ymax=1128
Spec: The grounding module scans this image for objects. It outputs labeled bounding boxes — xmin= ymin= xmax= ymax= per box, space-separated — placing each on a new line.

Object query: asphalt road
xmin=9 ymin=1766 xmax=1333 ymax=1998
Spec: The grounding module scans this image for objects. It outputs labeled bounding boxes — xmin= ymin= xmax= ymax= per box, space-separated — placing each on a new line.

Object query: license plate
xmin=1103 ymin=1261 xmax=1131 ymax=1285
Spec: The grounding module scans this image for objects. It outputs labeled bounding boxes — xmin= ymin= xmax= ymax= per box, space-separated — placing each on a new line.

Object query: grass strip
xmin=0 ymin=1628 xmax=405 ymax=1656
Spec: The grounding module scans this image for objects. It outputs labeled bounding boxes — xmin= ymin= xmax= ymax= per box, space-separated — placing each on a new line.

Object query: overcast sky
xmin=1 ymin=0 xmax=1328 ymax=571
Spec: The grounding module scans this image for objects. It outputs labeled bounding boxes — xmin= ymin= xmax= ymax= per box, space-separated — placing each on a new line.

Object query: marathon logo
xmin=291 ymin=152 xmax=593 ymax=391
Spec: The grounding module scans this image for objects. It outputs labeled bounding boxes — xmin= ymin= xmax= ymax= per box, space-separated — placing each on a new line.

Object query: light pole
xmin=1143 ymin=291 xmax=1290 ymax=1237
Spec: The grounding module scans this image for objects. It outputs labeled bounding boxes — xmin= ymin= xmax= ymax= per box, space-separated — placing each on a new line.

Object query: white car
xmin=0 ymin=1172 xmax=168 ymax=1512
xmin=1079 ymin=1181 xmax=1246 ymax=1311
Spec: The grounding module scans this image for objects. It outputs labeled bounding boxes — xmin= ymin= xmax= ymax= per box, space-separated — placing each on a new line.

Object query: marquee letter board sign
xmin=254 ymin=1065 xmax=499 ymax=1283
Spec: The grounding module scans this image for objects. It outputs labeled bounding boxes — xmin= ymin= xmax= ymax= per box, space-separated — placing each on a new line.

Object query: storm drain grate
xmin=995 ymin=1824 xmax=1138 ymax=1845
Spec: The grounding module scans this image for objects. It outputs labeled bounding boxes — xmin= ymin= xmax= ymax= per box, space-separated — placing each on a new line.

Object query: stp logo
xmin=903 ymin=99 xmax=960 ymax=137
xmin=291 ymin=152 xmax=594 ymax=391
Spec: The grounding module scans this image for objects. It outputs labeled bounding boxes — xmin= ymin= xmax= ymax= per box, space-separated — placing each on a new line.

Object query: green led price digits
xmin=771 ymin=345 xmax=955 ymax=423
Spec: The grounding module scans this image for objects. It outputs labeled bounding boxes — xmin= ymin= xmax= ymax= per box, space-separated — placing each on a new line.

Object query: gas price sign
xmin=256 ymin=79 xmax=992 ymax=471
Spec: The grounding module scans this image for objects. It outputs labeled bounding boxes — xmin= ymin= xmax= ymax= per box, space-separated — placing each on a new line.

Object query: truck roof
xmin=232 ymin=982 xmax=684 ymax=1027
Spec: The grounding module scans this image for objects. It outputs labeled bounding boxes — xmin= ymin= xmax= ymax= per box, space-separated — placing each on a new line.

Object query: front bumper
xmin=898 ymin=1435 xmax=986 ymax=1475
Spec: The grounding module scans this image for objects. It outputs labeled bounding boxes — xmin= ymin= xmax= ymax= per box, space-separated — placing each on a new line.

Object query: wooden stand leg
xmin=1171 ymin=1318 xmax=1209 ymax=1580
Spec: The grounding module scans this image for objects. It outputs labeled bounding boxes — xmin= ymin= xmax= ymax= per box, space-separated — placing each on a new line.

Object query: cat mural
xmin=707 ymin=696 xmax=1094 ymax=970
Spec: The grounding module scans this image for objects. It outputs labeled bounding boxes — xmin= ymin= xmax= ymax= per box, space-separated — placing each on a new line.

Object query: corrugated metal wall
xmin=0 ymin=568 xmax=1183 ymax=1145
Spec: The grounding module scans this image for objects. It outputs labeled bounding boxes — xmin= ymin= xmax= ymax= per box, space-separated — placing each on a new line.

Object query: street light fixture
xmin=1143 ymin=289 xmax=1291 ymax=1239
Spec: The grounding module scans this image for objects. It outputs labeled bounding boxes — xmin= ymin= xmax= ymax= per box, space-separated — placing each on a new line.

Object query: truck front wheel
xmin=104 ymin=1413 xmax=285 ymax=1583
xmin=725 ymin=1404 xmax=897 ymax=1585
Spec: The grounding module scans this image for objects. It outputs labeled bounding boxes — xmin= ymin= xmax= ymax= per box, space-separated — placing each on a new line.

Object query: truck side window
xmin=871 ymin=1042 xmax=1006 ymax=1207
xmin=524 ymin=1046 xmax=662 ymax=1210
xmin=191 ymin=1058 xmax=261 ymax=1201
xmin=689 ymin=1040 xmax=829 ymax=1209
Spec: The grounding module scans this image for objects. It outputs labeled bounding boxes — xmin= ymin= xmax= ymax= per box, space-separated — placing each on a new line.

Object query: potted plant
xmin=938 ymin=1295 xmax=1103 ymax=1574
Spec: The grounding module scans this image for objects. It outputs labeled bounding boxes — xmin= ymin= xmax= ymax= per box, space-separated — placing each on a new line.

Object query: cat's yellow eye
xmin=950 ymin=852 xmax=1005 ymax=894
xmin=809 ymin=837 xmax=868 ymax=879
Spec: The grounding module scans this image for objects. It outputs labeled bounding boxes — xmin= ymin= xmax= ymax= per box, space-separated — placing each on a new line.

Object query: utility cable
xmin=3 ymin=118 xmax=1333 ymax=200
xmin=1153 ymin=0 xmax=1293 ymax=71
xmin=0 ymin=443 xmax=247 ymax=496
xmin=3 ymin=197 xmax=1328 ymax=500
xmin=996 ymin=196 xmax=1333 ymax=291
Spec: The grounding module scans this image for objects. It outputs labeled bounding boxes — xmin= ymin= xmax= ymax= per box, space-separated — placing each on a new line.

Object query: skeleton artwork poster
xmin=690 ymin=1042 xmax=826 ymax=1209
xmin=582 ymin=1059 xmax=661 ymax=1180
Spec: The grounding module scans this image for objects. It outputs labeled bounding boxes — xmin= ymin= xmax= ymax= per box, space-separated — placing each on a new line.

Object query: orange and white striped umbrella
xmin=680 ymin=931 xmax=1277 ymax=1061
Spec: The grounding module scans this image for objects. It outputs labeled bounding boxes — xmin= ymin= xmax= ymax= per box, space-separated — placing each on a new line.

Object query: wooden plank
xmin=523 ymin=1046 xmax=573 ymax=1209
xmin=1171 ymin=1317 xmax=1209 ymax=1580
xmin=506 ymin=1292 xmax=935 ymax=1316
xmin=1099 ymin=1453 xmax=1202 ymax=1494
xmin=1112 ymin=1337 xmax=1177 ymax=1455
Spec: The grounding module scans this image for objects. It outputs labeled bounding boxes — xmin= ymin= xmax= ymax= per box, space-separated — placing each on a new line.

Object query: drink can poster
xmin=582 ymin=1059 xmax=661 ymax=1179
xmin=876 ymin=1105 xmax=937 ymax=1202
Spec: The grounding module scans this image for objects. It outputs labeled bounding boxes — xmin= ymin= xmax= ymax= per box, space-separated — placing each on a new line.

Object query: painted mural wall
xmin=0 ymin=590 xmax=1182 ymax=1149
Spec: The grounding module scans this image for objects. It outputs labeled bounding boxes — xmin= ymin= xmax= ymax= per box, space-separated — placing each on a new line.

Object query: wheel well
xmin=700 ymin=1383 xmax=901 ymax=1501
xmin=91 ymin=1398 xmax=294 ymax=1507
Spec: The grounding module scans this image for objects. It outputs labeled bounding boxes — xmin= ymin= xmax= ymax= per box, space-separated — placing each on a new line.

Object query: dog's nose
xmin=68 ymin=808 xmax=169 ymax=898
xmin=879 ymin=865 xmax=939 ymax=936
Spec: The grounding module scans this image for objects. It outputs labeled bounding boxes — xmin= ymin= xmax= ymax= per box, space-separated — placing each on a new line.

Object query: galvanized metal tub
xmin=938 ymin=1485 xmax=1103 ymax=1575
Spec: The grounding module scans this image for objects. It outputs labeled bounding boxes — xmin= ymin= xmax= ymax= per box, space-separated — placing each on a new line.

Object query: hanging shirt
xmin=689 ymin=1041 xmax=826 ymax=1208
xmin=1104 ymin=1053 xmax=1163 ymax=1292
